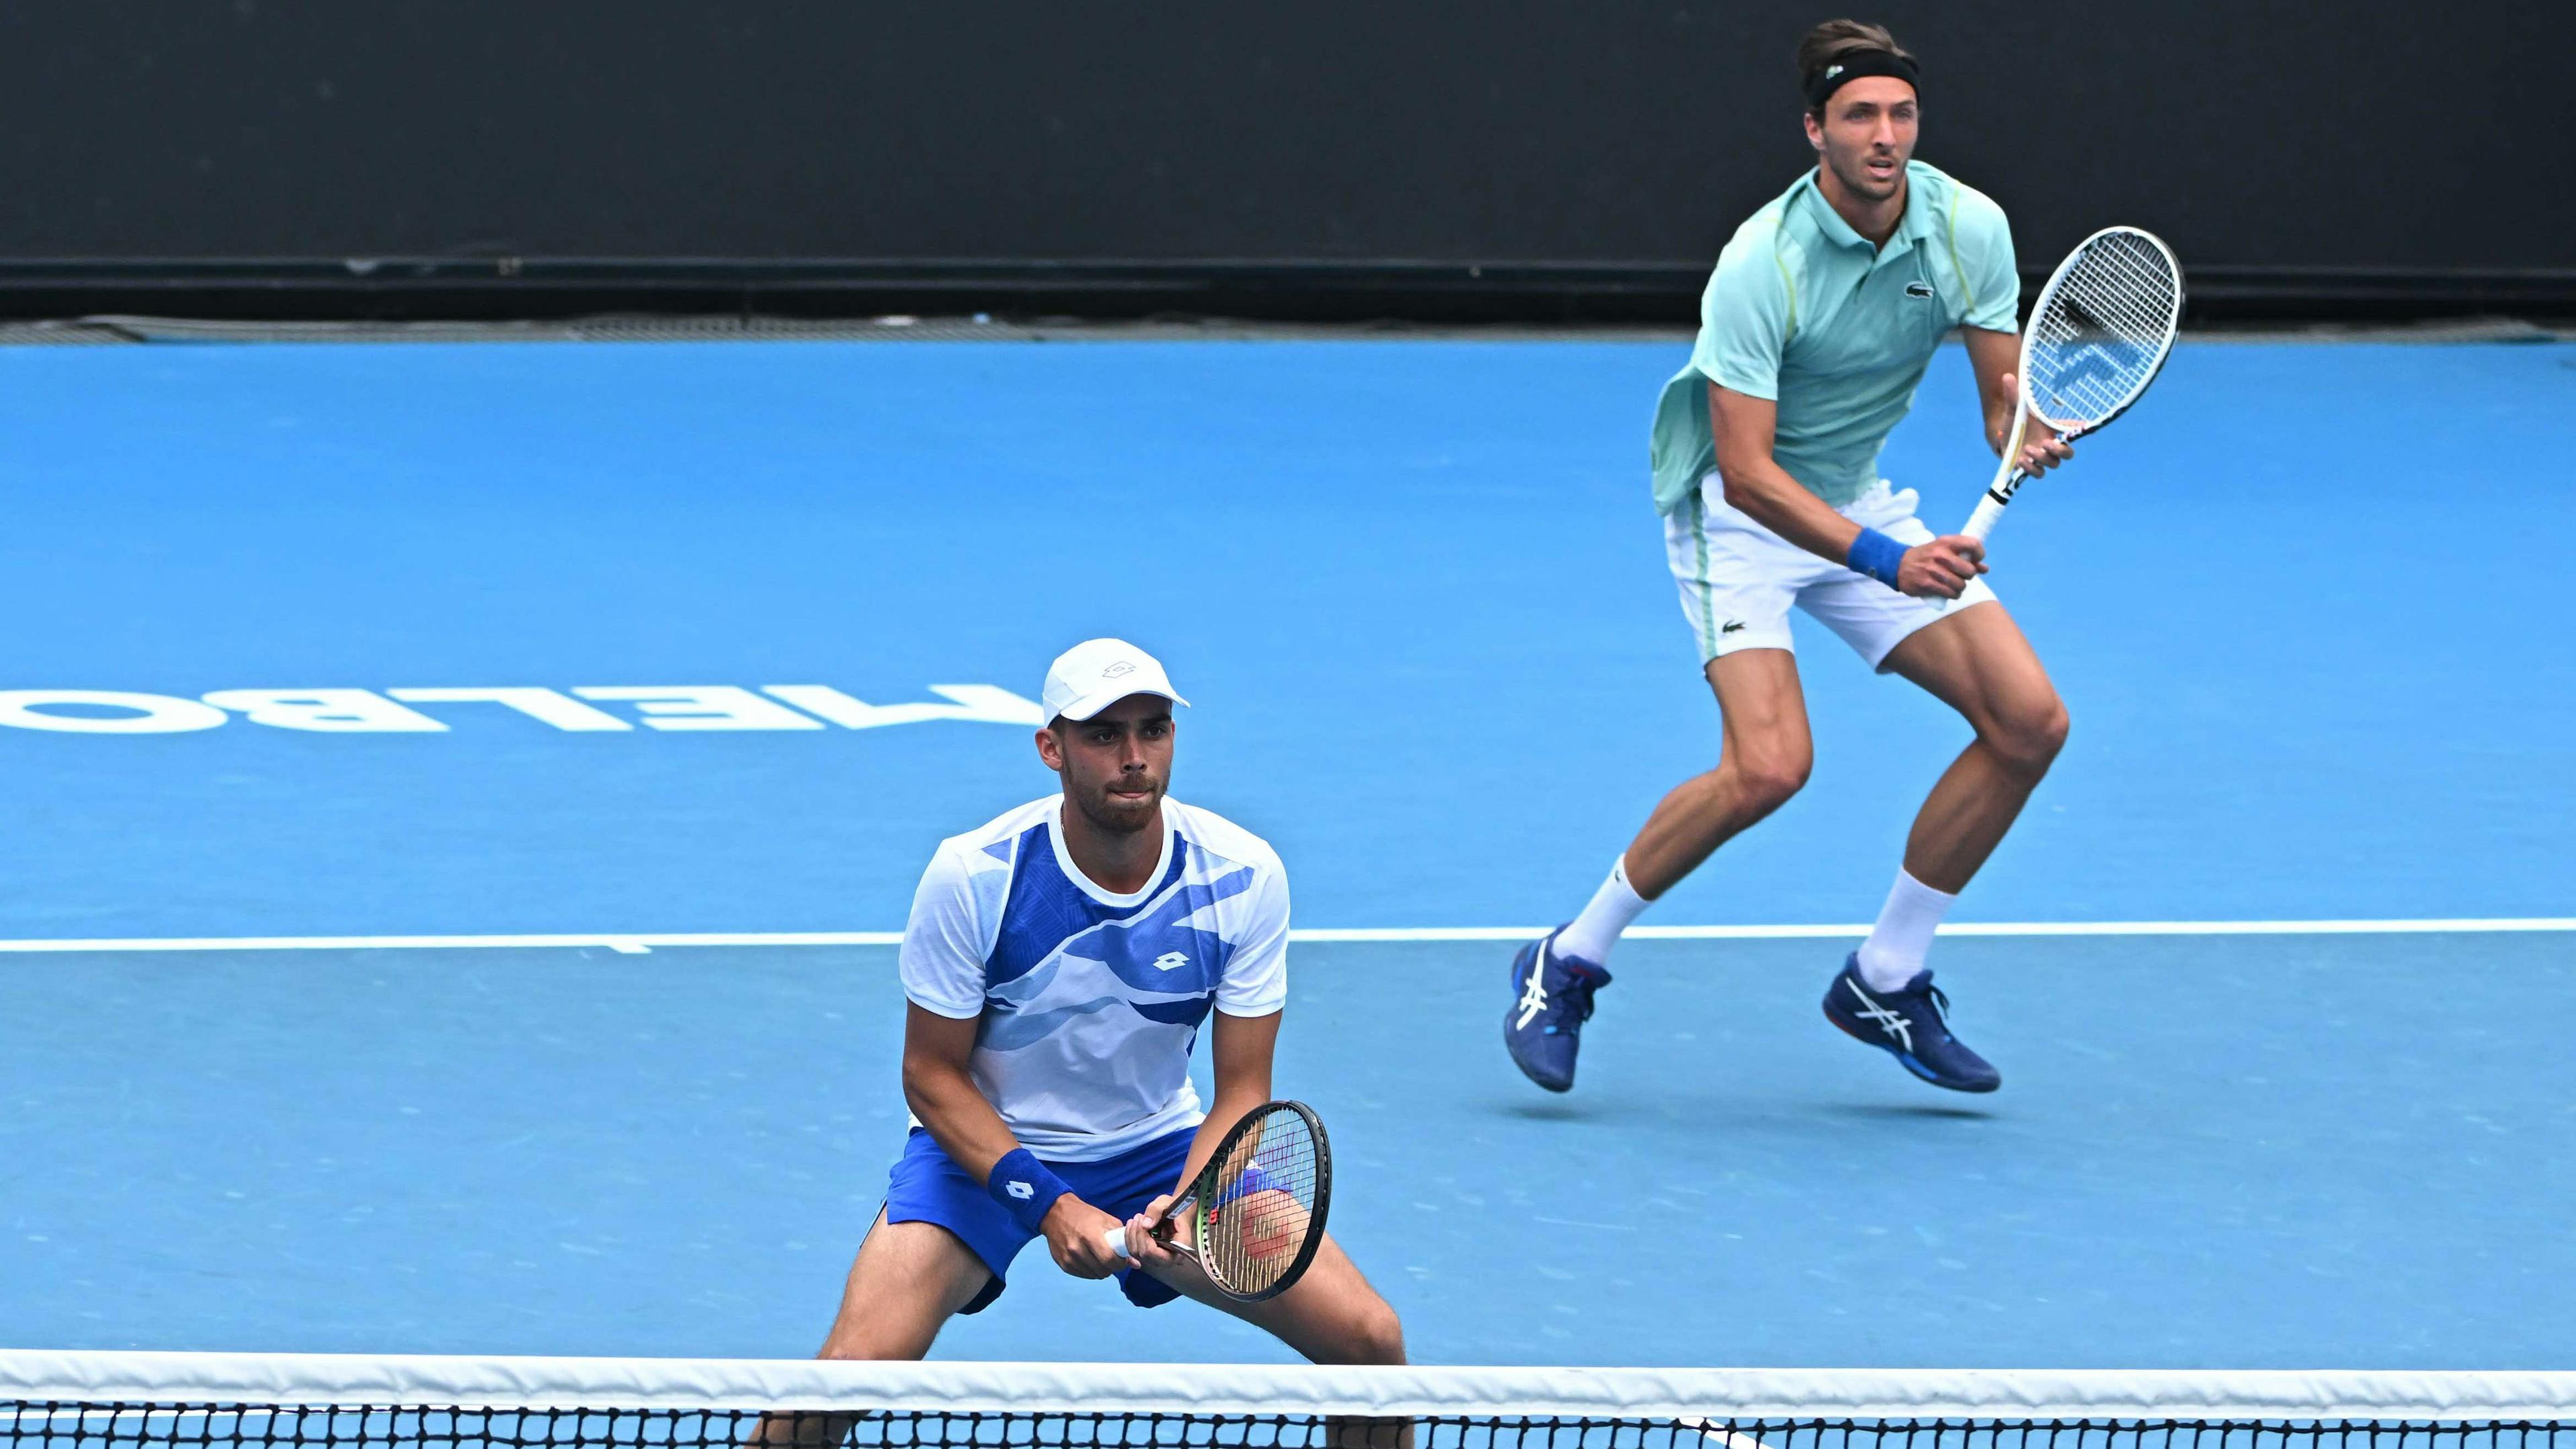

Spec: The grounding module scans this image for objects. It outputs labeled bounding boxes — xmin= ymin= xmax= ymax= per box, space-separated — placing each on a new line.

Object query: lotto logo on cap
xmin=1040 ymin=638 xmax=1189 ymax=724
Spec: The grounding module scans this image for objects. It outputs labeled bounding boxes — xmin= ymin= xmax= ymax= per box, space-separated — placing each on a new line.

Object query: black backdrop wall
xmin=0 ymin=1 xmax=2564 ymax=321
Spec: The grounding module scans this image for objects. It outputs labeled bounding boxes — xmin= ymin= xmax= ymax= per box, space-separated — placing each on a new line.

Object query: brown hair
xmin=1796 ymin=19 xmax=1915 ymax=111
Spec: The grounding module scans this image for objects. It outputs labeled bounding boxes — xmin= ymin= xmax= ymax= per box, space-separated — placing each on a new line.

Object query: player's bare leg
xmin=1878 ymin=602 xmax=2069 ymax=890
xmin=814 ymin=1210 xmax=993 ymax=1359
xmin=1144 ymin=1232 xmax=1411 ymax=1446
xmin=1822 ymin=602 xmax=2065 ymax=1093
xmin=1623 ymin=647 xmax=1815 ymax=896
xmin=1505 ymin=647 xmax=1814 ymax=1091
xmin=752 ymin=1213 xmax=992 ymax=1446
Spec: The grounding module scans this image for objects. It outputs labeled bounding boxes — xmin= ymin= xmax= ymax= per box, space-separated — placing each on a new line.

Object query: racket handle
xmin=1964 ymin=462 xmax=2031 ymax=543
xmin=1962 ymin=491 xmax=2008 ymax=542
xmin=1101 ymin=1226 xmax=1135 ymax=1262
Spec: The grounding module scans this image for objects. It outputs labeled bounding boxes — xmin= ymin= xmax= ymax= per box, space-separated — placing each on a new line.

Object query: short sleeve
xmin=1951 ymin=186 xmax=2021 ymax=334
xmin=1214 ymin=859 xmax=1289 ymax=1017
xmin=1689 ymin=231 xmax=1793 ymax=402
xmin=898 ymin=844 xmax=988 ymax=1020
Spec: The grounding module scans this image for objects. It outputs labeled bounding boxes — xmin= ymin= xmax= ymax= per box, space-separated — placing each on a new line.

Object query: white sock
xmin=1855 ymin=869 xmax=1957 ymax=990
xmin=1556 ymin=855 xmax=1650 ymax=965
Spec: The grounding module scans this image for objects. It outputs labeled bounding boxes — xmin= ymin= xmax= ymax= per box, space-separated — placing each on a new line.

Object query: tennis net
xmin=3 ymin=1353 xmax=2573 ymax=1449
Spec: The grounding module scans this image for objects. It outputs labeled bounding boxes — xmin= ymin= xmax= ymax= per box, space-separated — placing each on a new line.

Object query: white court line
xmin=0 ymin=918 xmax=2565 ymax=954
xmin=1307 ymin=918 xmax=2576 ymax=941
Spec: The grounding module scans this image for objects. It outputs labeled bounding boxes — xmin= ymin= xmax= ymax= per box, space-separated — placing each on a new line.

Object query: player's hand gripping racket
xmin=1965 ymin=225 xmax=2184 ymax=541
xmin=1101 ymin=1099 xmax=1332 ymax=1303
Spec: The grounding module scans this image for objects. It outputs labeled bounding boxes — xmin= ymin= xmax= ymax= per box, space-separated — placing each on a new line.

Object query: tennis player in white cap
xmin=804 ymin=638 xmax=1407 ymax=1374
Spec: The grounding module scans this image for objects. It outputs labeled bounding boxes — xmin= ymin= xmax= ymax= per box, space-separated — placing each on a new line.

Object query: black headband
xmin=1805 ymin=49 xmax=1919 ymax=110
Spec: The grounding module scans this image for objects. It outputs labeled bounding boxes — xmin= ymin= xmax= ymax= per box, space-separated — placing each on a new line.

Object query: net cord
xmin=3 ymin=1353 xmax=2574 ymax=1423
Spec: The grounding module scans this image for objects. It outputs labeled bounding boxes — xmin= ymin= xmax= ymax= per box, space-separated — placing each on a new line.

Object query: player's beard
xmin=1829 ymin=141 xmax=1905 ymax=202
xmin=1069 ymin=767 xmax=1165 ymax=837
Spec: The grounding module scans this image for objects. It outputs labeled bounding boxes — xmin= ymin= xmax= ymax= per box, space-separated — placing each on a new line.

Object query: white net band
xmin=3 ymin=1352 xmax=2575 ymax=1422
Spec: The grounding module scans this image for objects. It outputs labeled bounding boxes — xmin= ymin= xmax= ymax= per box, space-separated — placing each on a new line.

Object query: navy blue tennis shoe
xmin=1503 ymin=929 xmax=1611 ymax=1093
xmin=1821 ymin=955 xmax=2000 ymax=1093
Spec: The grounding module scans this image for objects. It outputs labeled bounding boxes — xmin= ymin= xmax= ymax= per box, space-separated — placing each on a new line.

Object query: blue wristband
xmin=987 ymin=1148 xmax=1072 ymax=1234
xmin=1846 ymin=527 xmax=1909 ymax=589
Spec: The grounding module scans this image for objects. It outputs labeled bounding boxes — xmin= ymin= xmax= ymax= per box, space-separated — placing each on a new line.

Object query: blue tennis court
xmin=2 ymin=334 xmax=2570 ymax=1368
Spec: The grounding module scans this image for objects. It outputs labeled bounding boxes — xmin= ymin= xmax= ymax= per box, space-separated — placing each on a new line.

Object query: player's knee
xmin=1988 ymin=695 xmax=2070 ymax=777
xmin=814 ymin=1296 xmax=941 ymax=1362
xmin=1729 ymin=744 xmax=1812 ymax=814
xmin=1346 ymin=1297 xmax=1407 ymax=1365
xmin=815 ymin=1329 xmax=911 ymax=1363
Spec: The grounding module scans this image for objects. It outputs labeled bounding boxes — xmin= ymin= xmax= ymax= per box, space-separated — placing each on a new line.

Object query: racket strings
xmin=2026 ymin=231 xmax=2182 ymax=428
xmin=1199 ymin=1108 xmax=1321 ymax=1297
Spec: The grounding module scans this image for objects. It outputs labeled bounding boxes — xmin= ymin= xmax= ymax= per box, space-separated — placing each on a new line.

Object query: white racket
xmin=1964 ymin=225 xmax=2184 ymax=541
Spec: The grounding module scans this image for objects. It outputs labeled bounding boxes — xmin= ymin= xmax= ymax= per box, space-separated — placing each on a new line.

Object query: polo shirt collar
xmin=1792 ymin=164 xmax=1936 ymax=257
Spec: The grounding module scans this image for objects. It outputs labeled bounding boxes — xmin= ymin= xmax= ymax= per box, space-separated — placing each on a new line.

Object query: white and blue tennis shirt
xmin=898 ymin=796 xmax=1290 ymax=1161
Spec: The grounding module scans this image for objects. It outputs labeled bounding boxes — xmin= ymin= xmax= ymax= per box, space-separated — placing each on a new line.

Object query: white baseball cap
xmin=1040 ymin=638 xmax=1189 ymax=724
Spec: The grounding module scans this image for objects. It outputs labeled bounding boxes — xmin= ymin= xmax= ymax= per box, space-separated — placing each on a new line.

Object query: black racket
xmin=1102 ymin=1099 xmax=1332 ymax=1303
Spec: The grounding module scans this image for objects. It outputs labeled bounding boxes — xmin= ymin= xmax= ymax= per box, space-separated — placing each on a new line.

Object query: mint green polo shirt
xmin=1649 ymin=160 xmax=2021 ymax=513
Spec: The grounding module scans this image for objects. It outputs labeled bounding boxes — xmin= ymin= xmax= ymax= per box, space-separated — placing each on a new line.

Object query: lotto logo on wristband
xmin=989 ymin=1148 xmax=1071 ymax=1232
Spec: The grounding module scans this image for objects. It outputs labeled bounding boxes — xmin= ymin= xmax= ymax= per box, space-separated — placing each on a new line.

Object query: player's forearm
xmin=907 ymin=1053 xmax=1120 ymax=1274
xmin=1718 ymin=455 xmax=1863 ymax=566
xmin=1984 ymin=399 xmax=2017 ymax=455
xmin=900 ymin=1058 xmax=1025 ymax=1184
xmin=1962 ymin=327 xmax=2022 ymax=456
xmin=1179 ymin=1008 xmax=1279 ymax=1191
xmin=1172 ymin=1087 xmax=1267 ymax=1195
xmin=1169 ymin=1114 xmax=1230 ymax=1201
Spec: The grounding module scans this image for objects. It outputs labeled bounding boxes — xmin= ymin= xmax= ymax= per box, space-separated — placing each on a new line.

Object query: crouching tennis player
xmin=810 ymin=638 xmax=1405 ymax=1370
xmin=1503 ymin=20 xmax=2076 ymax=1096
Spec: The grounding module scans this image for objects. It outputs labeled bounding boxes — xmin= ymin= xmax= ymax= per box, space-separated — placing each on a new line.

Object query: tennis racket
xmin=1964 ymin=225 xmax=2184 ymax=541
xmin=1101 ymin=1099 xmax=1332 ymax=1303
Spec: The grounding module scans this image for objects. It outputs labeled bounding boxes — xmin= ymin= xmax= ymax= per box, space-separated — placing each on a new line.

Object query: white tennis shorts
xmin=1664 ymin=472 xmax=1996 ymax=669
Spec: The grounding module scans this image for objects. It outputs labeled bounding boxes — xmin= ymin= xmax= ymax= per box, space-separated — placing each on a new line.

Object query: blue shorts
xmin=881 ymin=1124 xmax=1195 ymax=1313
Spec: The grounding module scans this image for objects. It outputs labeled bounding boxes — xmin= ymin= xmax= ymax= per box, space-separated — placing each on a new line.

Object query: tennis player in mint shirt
xmin=1505 ymin=19 xmax=2078 ymax=1095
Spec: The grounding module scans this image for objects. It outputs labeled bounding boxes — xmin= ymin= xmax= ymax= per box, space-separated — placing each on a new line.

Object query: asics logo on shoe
xmin=1843 ymin=978 xmax=1914 ymax=1053
xmin=1152 ymin=951 xmax=1189 ymax=971
xmin=1006 ymin=1179 xmax=1034 ymax=1199
xmin=1514 ymin=955 xmax=1550 ymax=1030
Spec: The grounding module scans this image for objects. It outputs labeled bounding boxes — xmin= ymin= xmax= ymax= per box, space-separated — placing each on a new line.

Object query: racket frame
xmin=1099 ymin=1098 xmax=1333 ymax=1303
xmin=1964 ymin=225 xmax=2182 ymax=541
